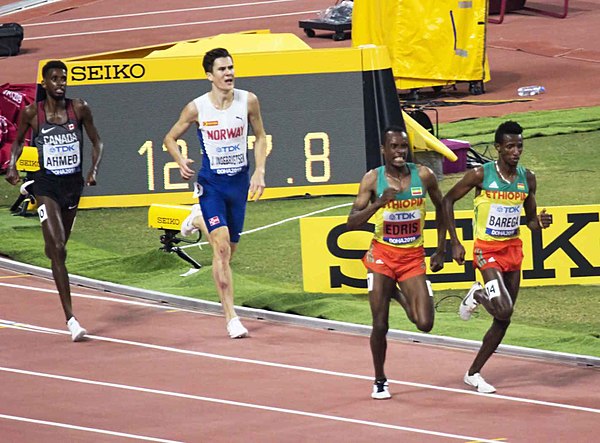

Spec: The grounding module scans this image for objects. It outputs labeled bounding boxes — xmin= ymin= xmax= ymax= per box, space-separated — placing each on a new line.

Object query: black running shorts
xmin=32 ymin=172 xmax=84 ymax=211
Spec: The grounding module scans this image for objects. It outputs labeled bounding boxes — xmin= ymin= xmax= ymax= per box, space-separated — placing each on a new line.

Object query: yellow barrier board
xmin=147 ymin=204 xmax=192 ymax=230
xmin=300 ymin=205 xmax=600 ymax=292
xmin=45 ymin=45 xmax=390 ymax=85
xmin=144 ymin=33 xmax=311 ymax=59
xmin=29 ymin=42 xmax=394 ymax=207
xmin=16 ymin=146 xmax=39 ymax=171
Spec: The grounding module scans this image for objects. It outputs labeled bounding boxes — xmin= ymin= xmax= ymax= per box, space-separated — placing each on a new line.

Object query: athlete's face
xmin=42 ymin=68 xmax=67 ymax=100
xmin=381 ymin=131 xmax=410 ymax=168
xmin=496 ymin=133 xmax=523 ymax=167
xmin=207 ymin=57 xmax=234 ymax=91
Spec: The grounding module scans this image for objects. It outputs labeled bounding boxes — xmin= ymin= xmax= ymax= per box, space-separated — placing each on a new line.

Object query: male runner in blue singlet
xmin=164 ymin=48 xmax=268 ymax=338
xmin=6 ymin=60 xmax=104 ymax=342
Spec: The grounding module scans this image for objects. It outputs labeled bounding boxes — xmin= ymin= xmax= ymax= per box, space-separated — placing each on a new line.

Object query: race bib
xmin=43 ymin=142 xmax=81 ymax=175
xmin=485 ymin=203 xmax=521 ymax=237
xmin=209 ymin=144 xmax=247 ymax=175
xmin=382 ymin=209 xmax=422 ymax=245
xmin=37 ymin=204 xmax=48 ymax=223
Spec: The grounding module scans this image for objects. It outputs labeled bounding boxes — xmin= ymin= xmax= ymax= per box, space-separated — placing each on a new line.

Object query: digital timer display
xmin=69 ymin=73 xmax=365 ymax=201
xmin=55 ymin=46 xmax=401 ymax=207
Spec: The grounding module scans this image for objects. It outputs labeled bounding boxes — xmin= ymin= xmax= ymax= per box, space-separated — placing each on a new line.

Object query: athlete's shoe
xmin=371 ymin=379 xmax=391 ymax=400
xmin=180 ymin=204 xmax=202 ymax=237
xmin=459 ymin=282 xmax=483 ymax=321
xmin=463 ymin=371 xmax=496 ymax=394
xmin=19 ymin=179 xmax=35 ymax=196
xmin=227 ymin=317 xmax=249 ymax=339
xmin=67 ymin=317 xmax=87 ymax=342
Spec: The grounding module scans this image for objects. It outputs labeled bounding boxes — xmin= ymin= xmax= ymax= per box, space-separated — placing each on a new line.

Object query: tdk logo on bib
xmin=49 ymin=145 xmax=77 ymax=154
xmin=387 ymin=212 xmax=417 ymax=221
xmin=216 ymin=144 xmax=241 ymax=153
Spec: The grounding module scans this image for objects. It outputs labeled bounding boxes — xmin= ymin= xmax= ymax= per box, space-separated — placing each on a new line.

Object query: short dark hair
xmin=42 ymin=60 xmax=68 ymax=79
xmin=495 ymin=120 xmax=523 ymax=144
xmin=381 ymin=125 xmax=407 ymax=143
xmin=381 ymin=124 xmax=411 ymax=162
xmin=203 ymin=48 xmax=232 ymax=74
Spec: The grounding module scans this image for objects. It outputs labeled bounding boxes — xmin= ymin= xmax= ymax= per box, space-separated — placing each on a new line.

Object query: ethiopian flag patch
xmin=411 ymin=187 xmax=423 ymax=196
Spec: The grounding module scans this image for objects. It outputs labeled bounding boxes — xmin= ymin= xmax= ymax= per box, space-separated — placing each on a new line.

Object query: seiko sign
xmin=299 ymin=207 xmax=600 ymax=293
xmin=71 ymin=64 xmax=146 ymax=81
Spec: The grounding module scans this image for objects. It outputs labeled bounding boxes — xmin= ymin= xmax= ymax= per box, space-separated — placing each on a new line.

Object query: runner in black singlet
xmin=6 ymin=60 xmax=104 ymax=342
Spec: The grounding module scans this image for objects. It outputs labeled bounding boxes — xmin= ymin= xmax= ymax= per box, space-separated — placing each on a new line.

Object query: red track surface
xmin=1 ymin=0 xmax=600 ymax=122
xmin=1 ymin=2 xmax=600 ymax=441
xmin=1 ymin=267 xmax=599 ymax=442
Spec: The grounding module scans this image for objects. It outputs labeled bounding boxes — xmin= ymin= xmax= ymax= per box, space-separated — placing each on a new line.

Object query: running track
xmin=2 ymin=0 xmax=600 ymax=122
xmin=1 ymin=1 xmax=600 ymax=441
xmin=1 ymin=266 xmax=599 ymax=442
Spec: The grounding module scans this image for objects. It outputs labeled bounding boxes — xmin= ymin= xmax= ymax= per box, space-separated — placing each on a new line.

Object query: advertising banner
xmin=300 ymin=205 xmax=599 ymax=292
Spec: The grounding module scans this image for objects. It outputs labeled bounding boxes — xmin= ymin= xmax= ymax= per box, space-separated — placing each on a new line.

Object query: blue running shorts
xmin=197 ymin=172 xmax=250 ymax=243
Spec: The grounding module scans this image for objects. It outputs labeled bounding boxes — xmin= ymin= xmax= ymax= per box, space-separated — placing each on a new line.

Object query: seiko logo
xmin=71 ymin=64 xmax=146 ymax=81
xmin=157 ymin=217 xmax=180 ymax=225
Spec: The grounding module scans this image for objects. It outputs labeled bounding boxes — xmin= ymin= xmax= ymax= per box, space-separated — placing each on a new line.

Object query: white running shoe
xmin=227 ymin=317 xmax=249 ymax=339
xmin=371 ymin=379 xmax=391 ymax=400
xmin=19 ymin=179 xmax=35 ymax=196
xmin=459 ymin=282 xmax=483 ymax=321
xmin=67 ymin=317 xmax=87 ymax=342
xmin=180 ymin=204 xmax=202 ymax=237
xmin=464 ymin=371 xmax=496 ymax=394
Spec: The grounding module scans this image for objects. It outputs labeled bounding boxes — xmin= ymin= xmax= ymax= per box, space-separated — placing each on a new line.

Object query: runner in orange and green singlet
xmin=472 ymin=161 xmax=529 ymax=271
xmin=371 ymin=162 xmax=427 ymax=248
xmin=443 ymin=121 xmax=552 ymax=394
xmin=347 ymin=126 xmax=446 ymax=400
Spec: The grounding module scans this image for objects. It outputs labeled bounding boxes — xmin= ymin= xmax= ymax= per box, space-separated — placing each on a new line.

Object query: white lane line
xmin=1 ymin=319 xmax=598 ymax=415
xmin=181 ymin=202 xmax=352 ymax=248
xmin=0 ymin=413 xmax=182 ymax=443
xmin=0 ymin=366 xmax=501 ymax=442
xmin=25 ymin=10 xmax=320 ymax=40
xmin=25 ymin=0 xmax=297 ymax=26
xmin=243 ymin=202 xmax=352 ymax=235
xmin=0 ymin=322 xmax=59 ymax=335
xmin=0 ymin=281 xmax=209 ymax=314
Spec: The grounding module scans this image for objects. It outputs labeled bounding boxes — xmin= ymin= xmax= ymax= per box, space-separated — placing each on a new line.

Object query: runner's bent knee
xmin=485 ymin=278 xmax=513 ymax=320
xmin=372 ymin=318 xmax=389 ymax=335
xmin=415 ymin=316 xmax=433 ymax=333
xmin=400 ymin=277 xmax=433 ymax=332
xmin=493 ymin=304 xmax=513 ymax=321
xmin=45 ymin=243 xmax=66 ymax=262
xmin=493 ymin=317 xmax=511 ymax=330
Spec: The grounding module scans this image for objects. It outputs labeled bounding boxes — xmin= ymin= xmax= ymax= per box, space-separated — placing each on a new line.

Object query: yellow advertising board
xmin=15 ymin=146 xmax=39 ymax=171
xmin=30 ymin=41 xmax=401 ymax=208
xmin=300 ymin=205 xmax=599 ymax=293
